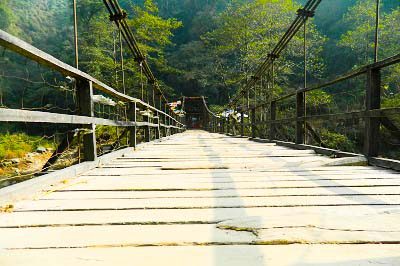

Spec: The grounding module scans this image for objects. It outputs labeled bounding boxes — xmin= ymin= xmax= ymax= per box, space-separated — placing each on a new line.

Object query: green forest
xmin=0 ymin=0 xmax=399 ymax=181
xmin=1 ymin=0 xmax=398 ymax=103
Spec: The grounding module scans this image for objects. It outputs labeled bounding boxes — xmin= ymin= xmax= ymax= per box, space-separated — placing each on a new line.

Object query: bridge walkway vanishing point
xmin=1 ymin=130 xmax=400 ymax=265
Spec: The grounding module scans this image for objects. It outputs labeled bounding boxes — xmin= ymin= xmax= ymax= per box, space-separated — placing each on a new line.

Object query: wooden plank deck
xmin=1 ymin=130 xmax=400 ymax=265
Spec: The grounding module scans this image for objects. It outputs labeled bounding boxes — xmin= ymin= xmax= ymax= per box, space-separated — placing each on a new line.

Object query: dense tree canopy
xmin=0 ymin=0 xmax=14 ymax=30
xmin=0 ymin=0 xmax=398 ymax=106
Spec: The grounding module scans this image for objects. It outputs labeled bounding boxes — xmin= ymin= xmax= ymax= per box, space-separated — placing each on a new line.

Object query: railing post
xmin=172 ymin=116 xmax=175 ymax=135
xmin=296 ymin=91 xmax=305 ymax=144
xmin=144 ymin=113 xmax=151 ymax=142
xmin=173 ymin=116 xmax=176 ymax=135
xmin=270 ymin=101 xmax=276 ymax=140
xmin=251 ymin=107 xmax=256 ymax=139
xmin=223 ymin=118 xmax=226 ymax=134
xmin=232 ymin=113 xmax=237 ymax=136
xmin=180 ymin=115 xmax=184 ymax=133
xmin=174 ymin=115 xmax=179 ymax=134
xmin=164 ymin=109 xmax=168 ymax=137
xmin=240 ymin=111 xmax=244 ymax=136
xmin=170 ymin=115 xmax=174 ymax=136
xmin=170 ymin=115 xmax=173 ymax=136
xmin=128 ymin=102 xmax=137 ymax=148
xmin=227 ymin=115 xmax=230 ymax=135
xmin=77 ymin=79 xmax=97 ymax=161
xmin=160 ymin=113 xmax=164 ymax=138
xmin=166 ymin=109 xmax=171 ymax=136
xmin=170 ymin=118 xmax=173 ymax=135
xmin=156 ymin=111 xmax=161 ymax=139
xmin=162 ymin=108 xmax=167 ymax=137
xmin=364 ymin=68 xmax=381 ymax=157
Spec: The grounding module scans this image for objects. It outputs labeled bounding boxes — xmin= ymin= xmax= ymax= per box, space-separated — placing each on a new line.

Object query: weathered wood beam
xmin=381 ymin=116 xmax=400 ymax=139
xmin=251 ymin=108 xmax=256 ymax=139
xmin=241 ymin=53 xmax=400 ymax=112
xmin=257 ymin=108 xmax=400 ymax=124
xmin=144 ymin=115 xmax=151 ymax=142
xmin=77 ymin=80 xmax=97 ymax=161
xmin=364 ymin=68 xmax=381 ymax=157
xmin=0 ymin=29 xmax=133 ymax=103
xmin=0 ymin=108 xmax=161 ymax=128
xmin=240 ymin=111 xmax=245 ymax=136
xmin=0 ymin=30 xmax=184 ymax=127
xmin=305 ymin=122 xmax=327 ymax=148
xmin=127 ymin=102 xmax=137 ymax=148
xmin=296 ymin=91 xmax=305 ymax=144
xmin=270 ymin=101 xmax=276 ymax=140
xmin=0 ymin=108 xmax=136 ymax=126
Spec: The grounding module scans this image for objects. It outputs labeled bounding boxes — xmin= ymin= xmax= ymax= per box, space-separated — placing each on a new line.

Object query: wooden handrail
xmin=0 ymin=29 xmax=184 ymax=127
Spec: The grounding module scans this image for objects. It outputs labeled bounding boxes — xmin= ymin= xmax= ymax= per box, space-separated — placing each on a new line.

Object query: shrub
xmin=319 ymin=129 xmax=355 ymax=152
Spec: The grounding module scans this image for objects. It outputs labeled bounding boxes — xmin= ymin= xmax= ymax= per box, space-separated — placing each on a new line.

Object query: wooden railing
xmin=206 ymin=53 xmax=400 ymax=169
xmin=0 ymin=29 xmax=185 ymax=162
xmin=203 ymin=0 xmax=400 ymax=170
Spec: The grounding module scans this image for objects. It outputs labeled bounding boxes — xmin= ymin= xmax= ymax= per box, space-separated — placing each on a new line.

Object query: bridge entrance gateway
xmin=182 ymin=97 xmax=209 ymax=129
xmin=1 ymin=0 xmax=400 ymax=265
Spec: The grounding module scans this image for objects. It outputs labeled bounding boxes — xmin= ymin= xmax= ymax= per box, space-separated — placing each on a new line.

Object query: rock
xmin=10 ymin=158 xmax=20 ymax=164
xmin=36 ymin=147 xmax=47 ymax=153
xmin=26 ymin=152 xmax=36 ymax=158
xmin=102 ymin=145 xmax=113 ymax=153
xmin=323 ymin=156 xmax=368 ymax=167
xmin=0 ymin=161 xmax=12 ymax=167
xmin=25 ymin=153 xmax=35 ymax=163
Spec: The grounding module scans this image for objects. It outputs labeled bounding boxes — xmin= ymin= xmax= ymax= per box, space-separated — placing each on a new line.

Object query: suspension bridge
xmin=1 ymin=0 xmax=400 ymax=265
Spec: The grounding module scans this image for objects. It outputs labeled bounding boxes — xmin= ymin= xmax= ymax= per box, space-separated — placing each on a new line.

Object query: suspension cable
xmin=229 ymin=0 xmax=321 ymax=106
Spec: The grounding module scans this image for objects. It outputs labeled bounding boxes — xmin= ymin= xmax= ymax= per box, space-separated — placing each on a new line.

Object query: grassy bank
xmin=0 ymin=133 xmax=54 ymax=161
